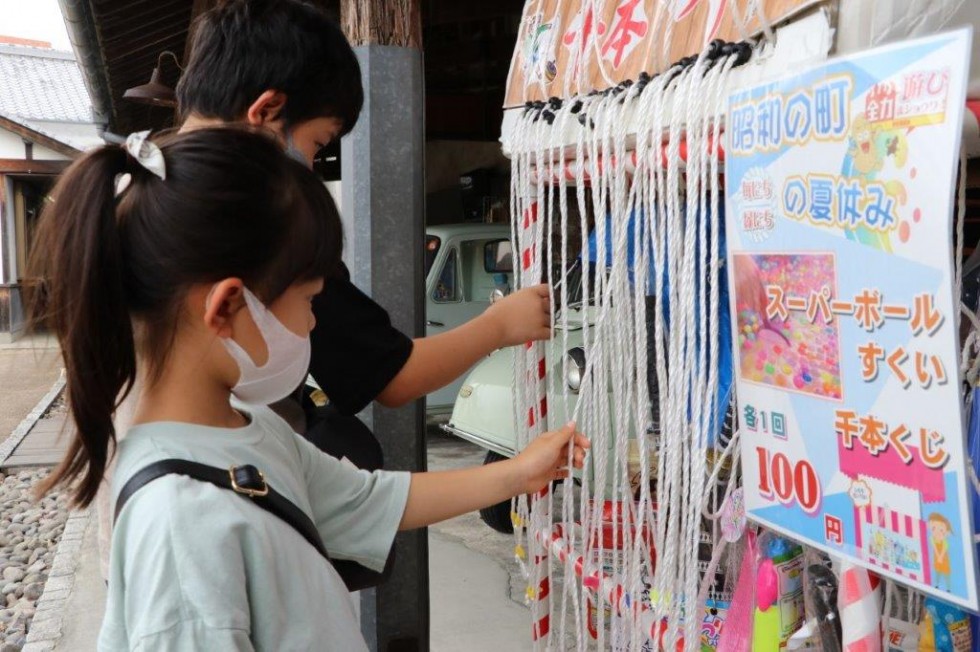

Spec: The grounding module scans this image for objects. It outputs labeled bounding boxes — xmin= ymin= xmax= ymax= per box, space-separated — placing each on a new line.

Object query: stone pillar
xmin=340 ymin=1 xmax=428 ymax=650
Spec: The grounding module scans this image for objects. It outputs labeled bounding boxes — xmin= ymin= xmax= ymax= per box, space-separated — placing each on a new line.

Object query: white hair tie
xmin=115 ymin=130 xmax=166 ymax=197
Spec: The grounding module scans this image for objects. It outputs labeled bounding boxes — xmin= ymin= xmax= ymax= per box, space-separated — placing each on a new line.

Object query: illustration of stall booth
xmin=837 ymin=437 xmax=948 ymax=587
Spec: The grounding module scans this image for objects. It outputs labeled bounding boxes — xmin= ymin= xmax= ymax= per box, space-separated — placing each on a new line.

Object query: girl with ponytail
xmin=30 ymin=128 xmax=588 ymax=650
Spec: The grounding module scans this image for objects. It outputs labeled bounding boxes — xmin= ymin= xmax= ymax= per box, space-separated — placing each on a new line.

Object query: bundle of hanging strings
xmin=506 ymin=3 xmax=764 ymax=650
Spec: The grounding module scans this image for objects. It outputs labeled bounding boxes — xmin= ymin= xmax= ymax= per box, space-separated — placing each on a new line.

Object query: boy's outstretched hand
xmin=514 ymin=422 xmax=590 ymax=494
xmin=484 ymin=284 xmax=551 ymax=348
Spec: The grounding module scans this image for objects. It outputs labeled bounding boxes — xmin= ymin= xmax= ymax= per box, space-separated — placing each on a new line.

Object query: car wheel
xmin=479 ymin=451 xmax=515 ymax=534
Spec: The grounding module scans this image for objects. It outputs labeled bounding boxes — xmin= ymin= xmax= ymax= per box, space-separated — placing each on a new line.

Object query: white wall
xmin=325 ymin=180 xmax=341 ymax=208
xmin=32 ymin=142 xmax=69 ymax=160
xmin=0 ymin=129 xmax=26 ymax=158
xmin=0 ymin=125 xmax=72 ymax=160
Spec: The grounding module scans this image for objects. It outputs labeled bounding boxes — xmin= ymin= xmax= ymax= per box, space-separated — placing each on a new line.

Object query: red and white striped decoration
xmin=539 ymin=524 xmax=663 ymax=642
xmin=517 ymin=198 xmax=551 ymax=645
xmin=528 ymin=133 xmax=725 ymax=186
xmin=838 ymin=561 xmax=883 ymax=652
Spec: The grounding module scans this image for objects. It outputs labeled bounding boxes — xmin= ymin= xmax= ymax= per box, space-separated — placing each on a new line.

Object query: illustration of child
xmin=927 ymin=513 xmax=952 ymax=591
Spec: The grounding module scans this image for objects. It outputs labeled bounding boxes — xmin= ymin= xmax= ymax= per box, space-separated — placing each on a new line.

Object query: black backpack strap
xmin=113 ymin=459 xmax=329 ymax=562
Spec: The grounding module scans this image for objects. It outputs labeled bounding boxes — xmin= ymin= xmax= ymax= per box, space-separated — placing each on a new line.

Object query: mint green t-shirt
xmin=98 ymin=405 xmax=410 ymax=651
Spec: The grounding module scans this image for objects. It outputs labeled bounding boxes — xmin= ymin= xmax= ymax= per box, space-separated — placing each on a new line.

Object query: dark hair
xmin=29 ymin=128 xmax=342 ymax=506
xmin=177 ymin=0 xmax=363 ymax=134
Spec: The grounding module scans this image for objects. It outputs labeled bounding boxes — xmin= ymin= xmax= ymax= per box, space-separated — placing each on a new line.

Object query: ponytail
xmin=28 ymin=128 xmax=342 ymax=507
xmin=31 ymin=146 xmax=136 ymax=507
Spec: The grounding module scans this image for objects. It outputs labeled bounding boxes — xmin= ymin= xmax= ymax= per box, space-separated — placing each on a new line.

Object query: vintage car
xmin=304 ymin=223 xmax=512 ymax=423
xmin=443 ymin=285 xmax=594 ymax=532
xmin=424 ymin=223 xmax=514 ymax=420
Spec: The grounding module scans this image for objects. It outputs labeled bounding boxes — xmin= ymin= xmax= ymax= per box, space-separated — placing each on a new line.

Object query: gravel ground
xmin=0 ymin=469 xmax=69 ymax=651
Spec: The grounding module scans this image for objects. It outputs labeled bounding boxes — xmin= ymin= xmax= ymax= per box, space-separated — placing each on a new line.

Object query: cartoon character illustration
xmin=927 ymin=512 xmax=952 ymax=591
xmin=905 ymin=549 xmax=920 ymax=571
xmin=845 ymin=113 xmax=909 ymax=181
xmin=840 ymin=113 xmax=910 ymax=252
xmin=870 ymin=530 xmax=887 ymax=559
xmin=847 ymin=114 xmax=884 ymax=177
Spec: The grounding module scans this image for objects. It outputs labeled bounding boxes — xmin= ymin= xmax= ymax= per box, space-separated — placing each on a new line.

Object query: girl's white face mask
xmin=216 ymin=287 xmax=311 ymax=405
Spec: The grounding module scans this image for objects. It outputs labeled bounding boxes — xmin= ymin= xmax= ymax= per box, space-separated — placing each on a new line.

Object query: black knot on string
xmin=706 ymin=39 xmax=726 ymax=60
xmin=733 ymin=41 xmax=753 ymax=67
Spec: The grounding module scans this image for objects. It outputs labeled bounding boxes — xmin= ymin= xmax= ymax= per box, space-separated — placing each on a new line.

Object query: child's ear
xmin=245 ymin=90 xmax=287 ymax=127
xmin=204 ymin=279 xmax=246 ymax=338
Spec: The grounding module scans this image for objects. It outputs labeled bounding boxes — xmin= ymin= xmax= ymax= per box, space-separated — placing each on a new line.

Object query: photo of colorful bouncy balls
xmin=733 ymin=253 xmax=842 ymax=400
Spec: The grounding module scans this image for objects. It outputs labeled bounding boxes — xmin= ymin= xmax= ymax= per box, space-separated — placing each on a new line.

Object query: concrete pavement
xmin=429 ymin=534 xmax=531 ymax=651
xmin=0 ymin=335 xmax=61 ymax=443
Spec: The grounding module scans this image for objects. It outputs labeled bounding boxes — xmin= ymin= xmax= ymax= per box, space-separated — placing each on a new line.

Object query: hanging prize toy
xmin=919 ymin=597 xmax=973 ymax=651
xmin=806 ymin=563 xmax=842 ymax=652
xmin=717 ymin=531 xmax=758 ymax=652
xmin=881 ymin=582 xmax=919 ymax=651
xmin=837 ymin=562 xmax=881 ymax=652
xmin=752 ymin=556 xmax=781 ymax=652
xmin=752 ymin=533 xmax=805 ymax=650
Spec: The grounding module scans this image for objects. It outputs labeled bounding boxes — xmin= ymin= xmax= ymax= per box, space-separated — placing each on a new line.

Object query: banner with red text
xmin=505 ymin=0 xmax=822 ymax=105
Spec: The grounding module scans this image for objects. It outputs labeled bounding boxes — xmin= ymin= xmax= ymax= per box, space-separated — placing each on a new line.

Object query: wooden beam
xmin=0 ymin=116 xmax=78 ymax=159
xmin=0 ymin=160 xmax=70 ymax=175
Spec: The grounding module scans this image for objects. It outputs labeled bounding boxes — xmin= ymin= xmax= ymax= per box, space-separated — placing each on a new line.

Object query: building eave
xmin=0 ymin=113 xmax=80 ymax=158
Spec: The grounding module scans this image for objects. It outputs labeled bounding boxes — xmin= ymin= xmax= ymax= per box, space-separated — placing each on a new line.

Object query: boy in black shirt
xmin=174 ymin=0 xmax=551 ymax=419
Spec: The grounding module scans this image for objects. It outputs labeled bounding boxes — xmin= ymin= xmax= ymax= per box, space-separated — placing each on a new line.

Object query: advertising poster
xmin=725 ymin=29 xmax=978 ymax=609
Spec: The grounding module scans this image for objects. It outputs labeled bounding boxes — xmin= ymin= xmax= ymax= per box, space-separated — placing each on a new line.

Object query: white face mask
xmin=284 ymin=132 xmax=312 ymax=169
xmin=216 ymin=286 xmax=311 ymax=405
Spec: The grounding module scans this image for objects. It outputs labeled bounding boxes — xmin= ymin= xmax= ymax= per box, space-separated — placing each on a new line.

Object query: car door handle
xmin=427 ymin=320 xmax=445 ymax=327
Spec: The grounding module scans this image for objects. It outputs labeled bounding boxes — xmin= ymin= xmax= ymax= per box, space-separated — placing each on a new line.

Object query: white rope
xmin=508 ymin=27 xmax=743 ymax=650
xmin=727 ymin=0 xmax=753 ymax=45
xmin=749 ymin=0 xmax=777 ymax=47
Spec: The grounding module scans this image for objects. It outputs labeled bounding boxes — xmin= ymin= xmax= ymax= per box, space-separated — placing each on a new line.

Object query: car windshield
xmin=553 ymin=259 xmax=609 ymax=311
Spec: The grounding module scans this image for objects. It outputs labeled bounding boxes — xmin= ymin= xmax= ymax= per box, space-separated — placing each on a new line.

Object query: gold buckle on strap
xmin=229 ymin=465 xmax=269 ymax=497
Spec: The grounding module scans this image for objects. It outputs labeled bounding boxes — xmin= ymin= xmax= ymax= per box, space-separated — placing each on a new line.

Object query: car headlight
xmin=565 ymin=347 xmax=586 ymax=393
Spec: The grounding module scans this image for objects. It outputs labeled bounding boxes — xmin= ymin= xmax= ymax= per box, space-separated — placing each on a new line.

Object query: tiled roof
xmin=0 ymin=44 xmax=93 ymax=124
xmin=0 ymin=43 xmax=100 ymax=151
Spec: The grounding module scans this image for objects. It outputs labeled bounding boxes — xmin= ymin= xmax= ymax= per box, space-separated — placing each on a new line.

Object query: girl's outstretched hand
xmin=514 ymin=422 xmax=589 ymax=494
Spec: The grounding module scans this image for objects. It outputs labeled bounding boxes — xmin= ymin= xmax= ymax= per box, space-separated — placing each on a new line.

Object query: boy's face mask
xmin=218 ymin=287 xmax=311 ymax=405
xmin=284 ymin=132 xmax=312 ymax=169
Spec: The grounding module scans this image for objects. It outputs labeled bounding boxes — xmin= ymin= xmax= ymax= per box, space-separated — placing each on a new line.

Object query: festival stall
xmin=498 ymin=1 xmax=980 ymax=649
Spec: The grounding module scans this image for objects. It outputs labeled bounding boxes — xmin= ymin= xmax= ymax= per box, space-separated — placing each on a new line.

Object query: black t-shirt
xmin=309 ymin=263 xmax=414 ymax=416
